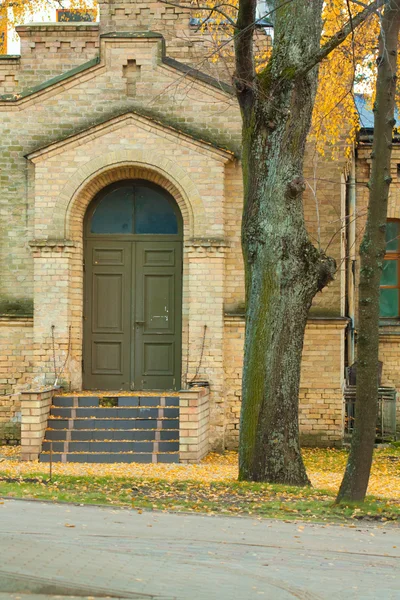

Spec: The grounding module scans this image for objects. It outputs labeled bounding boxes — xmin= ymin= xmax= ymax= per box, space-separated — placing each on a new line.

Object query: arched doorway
xmin=83 ymin=180 xmax=183 ymax=391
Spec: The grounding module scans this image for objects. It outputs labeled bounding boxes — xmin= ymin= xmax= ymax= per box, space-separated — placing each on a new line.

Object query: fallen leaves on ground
xmin=0 ymin=446 xmax=399 ymax=500
xmin=0 ymin=445 xmax=20 ymax=459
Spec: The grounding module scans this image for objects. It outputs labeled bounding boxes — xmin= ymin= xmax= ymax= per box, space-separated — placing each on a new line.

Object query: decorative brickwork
xmin=97 ymin=0 xmax=270 ymax=82
xmin=0 ymin=57 xmax=20 ymax=95
xmin=16 ymin=24 xmax=100 ymax=90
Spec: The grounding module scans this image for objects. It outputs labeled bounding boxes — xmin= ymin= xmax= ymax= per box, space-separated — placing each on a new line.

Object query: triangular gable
xmin=26 ymin=110 xmax=235 ymax=163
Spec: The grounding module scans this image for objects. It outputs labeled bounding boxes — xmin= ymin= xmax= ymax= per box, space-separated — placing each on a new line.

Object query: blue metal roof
xmin=355 ymin=94 xmax=374 ymax=129
xmin=355 ymin=93 xmax=399 ymax=130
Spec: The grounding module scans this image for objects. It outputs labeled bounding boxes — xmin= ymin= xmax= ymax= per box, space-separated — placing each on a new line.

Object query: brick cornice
xmin=185 ymin=237 xmax=229 ymax=249
xmin=0 ymin=56 xmax=20 ymax=63
xmin=28 ymin=239 xmax=76 ymax=251
xmin=16 ymin=23 xmax=99 ymax=34
xmin=0 ymin=316 xmax=33 ymax=326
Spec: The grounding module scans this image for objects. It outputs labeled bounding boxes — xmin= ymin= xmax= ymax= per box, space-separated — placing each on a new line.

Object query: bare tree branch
xmin=234 ymin=0 xmax=256 ymax=95
xmin=158 ymin=0 xmax=236 ymax=26
xmin=300 ymin=0 xmax=386 ymax=75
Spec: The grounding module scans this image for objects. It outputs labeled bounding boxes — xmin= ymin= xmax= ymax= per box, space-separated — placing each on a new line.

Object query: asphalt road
xmin=0 ymin=499 xmax=399 ymax=599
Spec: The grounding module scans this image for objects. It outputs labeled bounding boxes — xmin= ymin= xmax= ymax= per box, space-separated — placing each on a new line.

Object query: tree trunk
xmin=235 ymin=0 xmax=336 ymax=484
xmin=238 ymin=101 xmax=336 ymax=484
xmin=337 ymin=1 xmax=400 ymax=503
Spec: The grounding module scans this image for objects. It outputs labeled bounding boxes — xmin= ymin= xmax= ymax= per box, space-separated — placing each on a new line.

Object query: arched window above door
xmin=89 ymin=181 xmax=180 ymax=235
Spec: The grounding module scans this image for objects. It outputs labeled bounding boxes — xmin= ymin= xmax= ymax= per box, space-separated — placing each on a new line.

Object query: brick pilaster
xmin=20 ymin=388 xmax=55 ymax=461
xmin=179 ymin=387 xmax=209 ymax=463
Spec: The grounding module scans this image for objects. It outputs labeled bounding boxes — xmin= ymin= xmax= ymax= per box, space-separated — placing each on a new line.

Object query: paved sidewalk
xmin=0 ymin=499 xmax=399 ymax=599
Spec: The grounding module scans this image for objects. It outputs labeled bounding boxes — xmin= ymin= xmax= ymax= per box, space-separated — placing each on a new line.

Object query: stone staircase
xmin=39 ymin=394 xmax=180 ymax=463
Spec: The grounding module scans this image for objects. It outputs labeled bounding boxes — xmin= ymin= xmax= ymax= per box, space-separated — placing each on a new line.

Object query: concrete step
xmin=42 ymin=440 xmax=179 ymax=453
xmin=43 ymin=395 xmax=181 ymax=463
xmin=47 ymin=418 xmax=179 ymax=430
xmin=52 ymin=396 xmax=180 ymax=408
xmin=50 ymin=407 xmax=179 ymax=419
xmin=39 ymin=452 xmax=180 ymax=463
xmin=45 ymin=428 xmax=179 ymax=442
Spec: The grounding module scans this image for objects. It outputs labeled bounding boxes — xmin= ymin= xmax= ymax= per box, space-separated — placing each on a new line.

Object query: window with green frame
xmin=380 ymin=220 xmax=400 ymax=318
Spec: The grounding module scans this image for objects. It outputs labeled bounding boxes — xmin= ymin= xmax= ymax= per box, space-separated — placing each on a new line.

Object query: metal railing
xmin=344 ymin=386 xmax=397 ymax=442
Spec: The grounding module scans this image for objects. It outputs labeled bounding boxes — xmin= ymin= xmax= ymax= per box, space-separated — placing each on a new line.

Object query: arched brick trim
xmin=66 ymin=164 xmax=192 ymax=240
xmin=59 ymin=151 xmax=206 ymax=240
xmin=53 ymin=155 xmax=199 ymax=391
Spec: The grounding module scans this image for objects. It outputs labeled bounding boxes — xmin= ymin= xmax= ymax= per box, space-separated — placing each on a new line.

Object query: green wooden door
xmin=83 ymin=240 xmax=132 ymax=390
xmin=83 ymin=180 xmax=183 ymax=392
xmin=134 ymin=242 xmax=182 ymax=390
xmin=83 ymin=240 xmax=182 ymax=391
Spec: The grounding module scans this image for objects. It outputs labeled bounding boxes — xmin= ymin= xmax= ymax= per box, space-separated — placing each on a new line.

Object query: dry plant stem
xmin=337 ymin=0 xmax=400 ymax=503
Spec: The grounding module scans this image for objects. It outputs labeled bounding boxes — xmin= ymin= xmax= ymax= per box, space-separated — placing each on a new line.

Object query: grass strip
xmin=1 ymin=474 xmax=399 ymax=523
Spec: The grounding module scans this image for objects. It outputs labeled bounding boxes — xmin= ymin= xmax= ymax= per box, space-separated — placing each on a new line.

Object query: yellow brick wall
xmin=0 ymin=318 xmax=33 ymax=392
xmin=0 ymin=394 xmax=20 ymax=420
xmin=224 ymin=317 xmax=346 ymax=448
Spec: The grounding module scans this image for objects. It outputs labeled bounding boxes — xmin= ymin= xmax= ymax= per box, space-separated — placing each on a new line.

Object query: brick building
xmin=0 ymin=0 xmax=397 ymax=462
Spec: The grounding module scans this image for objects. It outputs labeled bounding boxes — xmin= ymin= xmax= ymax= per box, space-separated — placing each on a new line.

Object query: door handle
xmin=135 ymin=320 xmax=145 ymax=324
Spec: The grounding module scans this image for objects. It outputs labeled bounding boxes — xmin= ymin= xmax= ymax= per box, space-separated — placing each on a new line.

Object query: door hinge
xmin=82 ymin=359 xmax=84 ymax=373
xmin=83 ymin=258 xmax=86 ymax=272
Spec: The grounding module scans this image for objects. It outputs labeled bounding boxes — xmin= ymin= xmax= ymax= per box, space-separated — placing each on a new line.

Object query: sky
xmin=6 ymin=1 xmax=97 ymax=54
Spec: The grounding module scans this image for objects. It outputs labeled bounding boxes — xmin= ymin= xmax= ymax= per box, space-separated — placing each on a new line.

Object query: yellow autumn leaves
xmin=0 ymin=0 xmax=94 ymax=27
xmin=1 ymin=446 xmax=399 ymax=500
